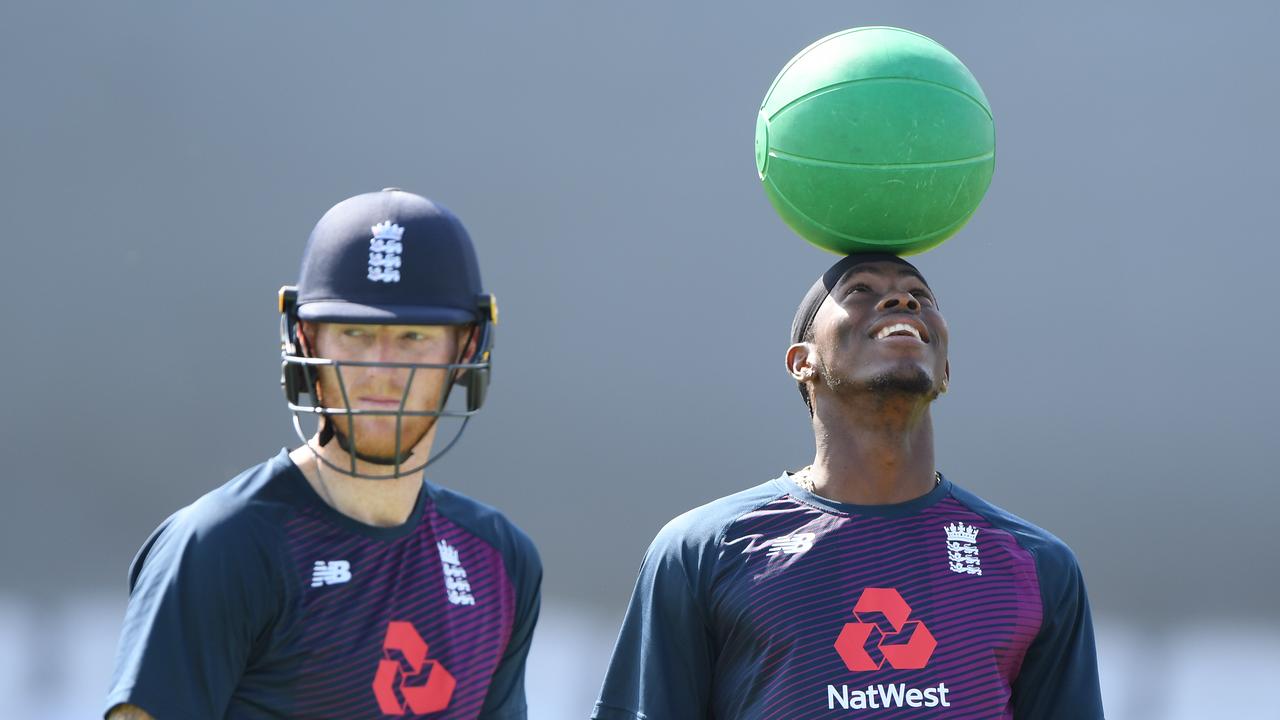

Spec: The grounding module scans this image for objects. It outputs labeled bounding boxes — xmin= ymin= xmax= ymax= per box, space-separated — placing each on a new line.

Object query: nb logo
xmin=311 ymin=560 xmax=352 ymax=587
xmin=766 ymin=532 xmax=816 ymax=558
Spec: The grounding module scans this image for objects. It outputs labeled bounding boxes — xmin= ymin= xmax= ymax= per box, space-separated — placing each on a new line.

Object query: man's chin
xmin=859 ymin=366 xmax=937 ymax=396
xmin=332 ymin=425 xmax=433 ymax=466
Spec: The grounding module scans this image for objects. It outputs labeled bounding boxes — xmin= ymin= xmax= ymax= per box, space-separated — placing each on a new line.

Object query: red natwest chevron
xmin=372 ymin=621 xmax=456 ymax=715
xmin=834 ymin=588 xmax=938 ymax=672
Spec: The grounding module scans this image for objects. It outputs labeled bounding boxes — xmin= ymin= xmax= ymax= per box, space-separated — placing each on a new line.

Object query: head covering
xmin=790 ymin=253 xmax=932 ymax=345
xmin=296 ymin=188 xmax=485 ymax=325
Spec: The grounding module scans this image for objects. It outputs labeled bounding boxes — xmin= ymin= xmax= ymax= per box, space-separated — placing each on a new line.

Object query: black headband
xmin=790 ymin=253 xmax=931 ymax=345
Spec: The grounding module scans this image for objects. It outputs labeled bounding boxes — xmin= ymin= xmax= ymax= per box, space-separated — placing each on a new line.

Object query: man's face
xmin=304 ymin=322 xmax=464 ymax=460
xmin=805 ymin=261 xmax=949 ymax=402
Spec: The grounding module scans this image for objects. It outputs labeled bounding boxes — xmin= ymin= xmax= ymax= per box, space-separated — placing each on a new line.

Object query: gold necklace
xmin=794 ymin=466 xmax=941 ymax=495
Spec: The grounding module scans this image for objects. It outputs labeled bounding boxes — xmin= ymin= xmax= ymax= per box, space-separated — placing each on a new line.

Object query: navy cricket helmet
xmin=279 ymin=188 xmax=497 ymax=478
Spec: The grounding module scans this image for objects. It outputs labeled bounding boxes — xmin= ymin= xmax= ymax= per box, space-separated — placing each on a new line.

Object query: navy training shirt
xmin=105 ymin=450 xmax=541 ymax=719
xmin=593 ymin=473 xmax=1104 ymax=720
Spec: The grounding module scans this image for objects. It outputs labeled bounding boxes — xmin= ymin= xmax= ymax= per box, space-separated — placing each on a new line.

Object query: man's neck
xmin=288 ymin=440 xmax=432 ymax=528
xmin=806 ymin=393 xmax=937 ymax=505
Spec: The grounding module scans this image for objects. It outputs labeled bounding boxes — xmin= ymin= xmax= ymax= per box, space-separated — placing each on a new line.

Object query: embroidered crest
xmin=367 ymin=221 xmax=404 ymax=283
xmin=944 ymin=522 xmax=981 ymax=576
xmin=436 ymin=540 xmax=476 ymax=606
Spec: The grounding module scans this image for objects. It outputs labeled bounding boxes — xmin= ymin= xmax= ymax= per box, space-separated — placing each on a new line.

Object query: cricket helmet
xmin=279 ymin=188 xmax=497 ymax=477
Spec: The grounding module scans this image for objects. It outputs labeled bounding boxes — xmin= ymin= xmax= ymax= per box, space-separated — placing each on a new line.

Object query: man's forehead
xmin=833 ymin=262 xmax=929 ymax=286
xmin=790 ymin=253 xmax=934 ymax=345
xmin=821 ymin=262 xmax=939 ymax=316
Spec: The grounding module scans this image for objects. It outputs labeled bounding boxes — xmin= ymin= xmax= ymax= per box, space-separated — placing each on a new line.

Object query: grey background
xmin=1 ymin=0 xmax=1277 ymax=717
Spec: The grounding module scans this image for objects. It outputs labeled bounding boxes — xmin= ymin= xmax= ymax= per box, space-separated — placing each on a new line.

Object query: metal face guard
xmin=282 ymin=354 xmax=485 ymax=480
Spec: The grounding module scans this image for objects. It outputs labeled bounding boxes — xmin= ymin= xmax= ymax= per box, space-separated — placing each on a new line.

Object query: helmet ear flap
xmin=460 ymin=293 xmax=496 ymax=412
xmin=463 ymin=364 xmax=489 ymax=412
xmin=283 ymin=361 xmax=308 ymax=405
xmin=279 ymin=285 xmax=313 ymax=404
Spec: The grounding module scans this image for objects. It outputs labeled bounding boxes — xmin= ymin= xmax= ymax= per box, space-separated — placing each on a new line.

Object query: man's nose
xmin=876 ymin=291 xmax=920 ymax=313
xmin=373 ymin=334 xmax=400 ymax=363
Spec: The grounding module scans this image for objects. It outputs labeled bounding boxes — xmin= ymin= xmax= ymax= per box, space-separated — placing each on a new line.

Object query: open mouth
xmin=870 ymin=319 xmax=930 ymax=343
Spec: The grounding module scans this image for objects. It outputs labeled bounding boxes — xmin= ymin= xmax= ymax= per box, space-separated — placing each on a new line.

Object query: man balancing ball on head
xmin=105 ymin=189 xmax=541 ymax=720
xmin=593 ymin=253 xmax=1104 ymax=719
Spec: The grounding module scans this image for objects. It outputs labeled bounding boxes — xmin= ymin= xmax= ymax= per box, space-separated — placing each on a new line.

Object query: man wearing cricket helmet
xmin=106 ymin=189 xmax=540 ymax=720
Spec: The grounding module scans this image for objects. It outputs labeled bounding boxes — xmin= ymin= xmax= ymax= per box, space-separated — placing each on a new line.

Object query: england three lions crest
xmin=944 ymin=522 xmax=981 ymax=576
xmin=368 ymin=221 xmax=404 ymax=283
xmin=437 ymin=540 xmax=476 ymax=606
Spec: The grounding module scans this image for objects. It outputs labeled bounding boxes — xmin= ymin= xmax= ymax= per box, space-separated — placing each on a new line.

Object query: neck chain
xmin=793 ymin=466 xmax=941 ymax=496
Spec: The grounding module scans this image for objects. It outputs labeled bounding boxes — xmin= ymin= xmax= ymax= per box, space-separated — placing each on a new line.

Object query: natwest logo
xmin=834 ymin=588 xmax=936 ymax=671
xmin=372 ymin=621 xmax=455 ymax=715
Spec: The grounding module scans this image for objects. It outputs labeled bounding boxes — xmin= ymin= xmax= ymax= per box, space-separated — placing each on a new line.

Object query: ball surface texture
xmin=756 ymin=27 xmax=995 ymax=255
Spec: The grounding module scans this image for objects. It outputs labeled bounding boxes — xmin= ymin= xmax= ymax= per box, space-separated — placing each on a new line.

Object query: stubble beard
xmin=314 ymin=368 xmax=450 ymax=467
xmin=863 ymin=366 xmax=936 ymax=397
xmin=823 ymin=356 xmax=939 ymax=401
xmin=331 ymin=414 xmax=436 ymax=465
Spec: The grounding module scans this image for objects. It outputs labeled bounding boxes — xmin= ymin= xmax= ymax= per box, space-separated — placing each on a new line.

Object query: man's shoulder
xmin=427 ymin=483 xmax=540 ymax=570
xmin=649 ymin=478 xmax=789 ymax=557
xmin=172 ymin=450 xmax=298 ymax=539
xmin=947 ymin=481 xmax=1081 ymax=578
xmin=128 ymin=451 xmax=299 ymax=589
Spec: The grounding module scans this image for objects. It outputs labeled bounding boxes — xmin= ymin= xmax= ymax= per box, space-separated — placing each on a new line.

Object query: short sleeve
xmin=479 ymin=530 xmax=543 ymax=720
xmin=592 ymin=520 xmax=716 ymax=720
xmin=103 ymin=505 xmax=280 ymax=720
xmin=1012 ymin=543 xmax=1105 ymax=719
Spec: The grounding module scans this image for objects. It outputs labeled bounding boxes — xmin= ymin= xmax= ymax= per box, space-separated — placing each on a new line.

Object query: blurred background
xmin=2 ymin=0 xmax=1278 ymax=718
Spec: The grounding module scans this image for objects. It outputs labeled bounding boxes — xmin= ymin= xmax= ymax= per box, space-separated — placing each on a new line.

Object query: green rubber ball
xmin=756 ymin=27 xmax=995 ymax=255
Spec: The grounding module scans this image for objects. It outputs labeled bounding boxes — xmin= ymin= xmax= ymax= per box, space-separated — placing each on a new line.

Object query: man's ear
xmin=294 ymin=321 xmax=327 ymax=405
xmin=297 ymin=320 xmax=316 ymax=357
xmin=453 ymin=324 xmax=481 ymax=382
xmin=786 ymin=342 xmax=817 ymax=382
xmin=459 ymin=324 xmax=480 ymax=359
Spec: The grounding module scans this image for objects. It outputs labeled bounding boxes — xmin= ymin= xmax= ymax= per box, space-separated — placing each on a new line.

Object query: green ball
xmin=756 ymin=27 xmax=995 ymax=255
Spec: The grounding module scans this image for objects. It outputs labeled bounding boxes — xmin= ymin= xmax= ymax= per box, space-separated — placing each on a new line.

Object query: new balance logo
xmin=311 ymin=560 xmax=352 ymax=587
xmin=944 ymin=522 xmax=981 ymax=576
xmin=766 ymin=532 xmax=816 ymax=558
xmin=437 ymin=540 xmax=475 ymax=606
